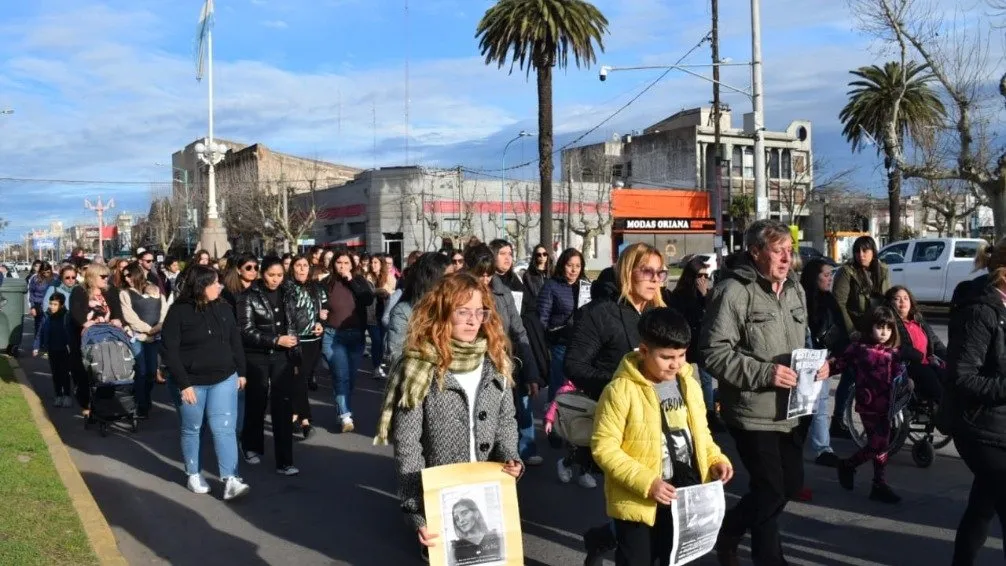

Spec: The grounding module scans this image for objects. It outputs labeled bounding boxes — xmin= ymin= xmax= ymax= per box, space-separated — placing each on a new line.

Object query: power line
xmin=458 ymin=31 xmax=712 ymax=175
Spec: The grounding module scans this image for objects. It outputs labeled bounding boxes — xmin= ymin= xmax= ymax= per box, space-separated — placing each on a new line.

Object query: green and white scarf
xmin=373 ymin=337 xmax=489 ymax=445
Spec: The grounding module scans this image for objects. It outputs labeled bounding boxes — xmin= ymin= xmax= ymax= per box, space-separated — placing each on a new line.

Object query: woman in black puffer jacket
xmin=947 ymin=237 xmax=1006 ymax=565
xmin=287 ymin=255 xmax=327 ymax=437
xmin=237 ymin=256 xmax=303 ymax=475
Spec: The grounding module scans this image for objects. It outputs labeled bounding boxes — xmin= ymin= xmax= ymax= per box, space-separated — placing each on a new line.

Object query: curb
xmin=6 ymin=356 xmax=129 ymax=566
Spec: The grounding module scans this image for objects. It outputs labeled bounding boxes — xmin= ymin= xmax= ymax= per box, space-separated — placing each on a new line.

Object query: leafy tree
xmin=839 ymin=61 xmax=946 ymax=242
xmin=477 ymin=0 xmax=608 ymax=246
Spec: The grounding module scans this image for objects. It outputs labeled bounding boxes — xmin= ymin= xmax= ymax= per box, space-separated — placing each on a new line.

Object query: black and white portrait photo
xmin=440 ymin=483 xmax=506 ymax=566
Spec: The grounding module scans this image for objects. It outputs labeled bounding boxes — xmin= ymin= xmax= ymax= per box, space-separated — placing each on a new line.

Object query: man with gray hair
xmin=700 ymin=219 xmax=827 ymax=566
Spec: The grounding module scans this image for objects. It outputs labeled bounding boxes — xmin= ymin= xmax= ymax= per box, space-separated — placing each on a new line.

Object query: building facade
xmin=297 ymin=167 xmax=618 ymax=271
xmin=169 ymin=139 xmax=361 ymax=245
xmin=561 ymin=106 xmax=814 ymax=251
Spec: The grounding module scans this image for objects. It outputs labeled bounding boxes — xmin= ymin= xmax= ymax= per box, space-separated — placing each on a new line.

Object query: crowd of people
xmin=12 ymin=219 xmax=1006 ymax=565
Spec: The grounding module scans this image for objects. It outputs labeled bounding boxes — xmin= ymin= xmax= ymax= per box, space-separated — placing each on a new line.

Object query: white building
xmin=297 ymin=167 xmax=615 ymax=270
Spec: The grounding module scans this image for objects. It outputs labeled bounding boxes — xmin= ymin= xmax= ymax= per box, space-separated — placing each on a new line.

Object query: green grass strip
xmin=0 ymin=357 xmax=98 ymax=566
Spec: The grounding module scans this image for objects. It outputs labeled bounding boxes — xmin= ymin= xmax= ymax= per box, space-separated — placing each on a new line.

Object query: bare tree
xmin=918 ymin=179 xmax=984 ymax=235
xmin=848 ymin=0 xmax=1006 ymax=236
xmin=776 ymin=157 xmax=855 ymax=226
xmin=488 ymin=181 xmax=542 ymax=255
xmin=146 ymin=193 xmax=182 ymax=253
xmin=567 ymin=179 xmax=612 ymax=259
xmin=216 ymin=156 xmax=327 ymax=252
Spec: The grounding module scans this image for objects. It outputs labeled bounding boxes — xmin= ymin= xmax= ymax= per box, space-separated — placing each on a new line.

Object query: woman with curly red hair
xmin=374 ymin=272 xmax=523 ymax=559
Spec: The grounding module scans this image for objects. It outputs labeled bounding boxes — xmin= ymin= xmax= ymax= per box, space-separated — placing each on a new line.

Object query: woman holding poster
xmin=374 ymin=272 xmax=524 ymax=560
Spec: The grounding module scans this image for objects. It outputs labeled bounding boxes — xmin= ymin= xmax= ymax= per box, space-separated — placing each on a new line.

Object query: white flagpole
xmin=206 ymin=18 xmax=219 ymax=221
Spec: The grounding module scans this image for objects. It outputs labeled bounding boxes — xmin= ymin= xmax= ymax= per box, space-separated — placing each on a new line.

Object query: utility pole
xmin=282 ymin=186 xmax=290 ymax=254
xmin=712 ymin=0 xmax=724 ymax=256
xmin=751 ymin=0 xmax=768 ymax=220
xmin=85 ymin=197 xmax=115 ymax=261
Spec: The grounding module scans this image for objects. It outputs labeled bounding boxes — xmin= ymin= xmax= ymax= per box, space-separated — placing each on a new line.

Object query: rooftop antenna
xmin=372 ymin=99 xmax=378 ymax=170
xmin=404 ymin=0 xmax=411 ymax=166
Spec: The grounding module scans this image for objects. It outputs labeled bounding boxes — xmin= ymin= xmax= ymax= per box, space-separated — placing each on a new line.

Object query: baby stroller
xmin=81 ymin=324 xmax=138 ymax=436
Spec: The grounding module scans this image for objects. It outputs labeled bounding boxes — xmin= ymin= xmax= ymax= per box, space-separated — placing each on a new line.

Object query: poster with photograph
xmin=669 ymin=481 xmax=726 ymax=566
xmin=786 ymin=348 xmax=828 ymax=419
xmin=422 ymin=462 xmax=523 ymax=566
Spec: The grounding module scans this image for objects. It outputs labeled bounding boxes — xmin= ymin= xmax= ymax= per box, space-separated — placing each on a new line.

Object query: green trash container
xmin=0 ymin=277 xmax=28 ymax=356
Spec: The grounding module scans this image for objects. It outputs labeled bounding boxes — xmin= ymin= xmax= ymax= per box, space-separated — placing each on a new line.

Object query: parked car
xmin=878 ymin=238 xmax=987 ymax=303
xmin=799 ymin=245 xmax=837 ymax=267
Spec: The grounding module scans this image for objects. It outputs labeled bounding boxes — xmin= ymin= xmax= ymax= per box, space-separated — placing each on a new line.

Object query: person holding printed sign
xmin=592 ymin=307 xmax=733 ymax=566
xmin=374 ymin=272 xmax=523 ymax=561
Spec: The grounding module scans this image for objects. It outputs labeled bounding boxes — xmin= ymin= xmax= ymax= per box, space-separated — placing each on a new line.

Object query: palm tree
xmin=839 ymin=61 xmax=946 ymax=242
xmin=477 ymin=0 xmax=608 ymax=247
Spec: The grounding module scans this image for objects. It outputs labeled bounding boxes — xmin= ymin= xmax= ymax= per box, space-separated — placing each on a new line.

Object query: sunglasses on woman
xmin=635 ymin=267 xmax=669 ymax=282
xmin=242 ymin=264 xmax=259 ymax=272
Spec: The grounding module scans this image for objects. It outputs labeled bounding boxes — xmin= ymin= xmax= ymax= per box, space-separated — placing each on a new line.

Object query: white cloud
xmin=261 ymin=19 xmax=288 ymax=29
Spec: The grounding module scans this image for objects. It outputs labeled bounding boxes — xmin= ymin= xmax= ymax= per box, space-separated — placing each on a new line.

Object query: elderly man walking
xmin=700 ymin=219 xmax=827 ymax=566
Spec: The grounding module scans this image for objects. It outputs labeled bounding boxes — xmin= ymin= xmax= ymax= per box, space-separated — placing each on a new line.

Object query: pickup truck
xmin=877 ymin=238 xmax=986 ymax=303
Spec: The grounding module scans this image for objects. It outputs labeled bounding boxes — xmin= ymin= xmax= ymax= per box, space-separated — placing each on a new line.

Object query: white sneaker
xmin=276 ymin=465 xmax=300 ymax=476
xmin=556 ymin=459 xmax=573 ymax=484
xmin=577 ymin=472 xmax=597 ymax=489
xmin=341 ymin=418 xmax=355 ymax=433
xmin=186 ymin=474 xmax=210 ymax=494
xmin=243 ymin=451 xmax=261 ymax=465
xmin=223 ymin=476 xmax=250 ymax=501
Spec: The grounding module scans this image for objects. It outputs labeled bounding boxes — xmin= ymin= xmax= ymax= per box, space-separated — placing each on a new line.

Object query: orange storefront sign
xmin=611 ymin=188 xmax=710 ymax=219
xmin=611 ymin=188 xmax=714 ymax=232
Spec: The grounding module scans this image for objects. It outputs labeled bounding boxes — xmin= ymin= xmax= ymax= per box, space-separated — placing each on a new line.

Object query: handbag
xmin=554 ymin=391 xmax=597 ymax=447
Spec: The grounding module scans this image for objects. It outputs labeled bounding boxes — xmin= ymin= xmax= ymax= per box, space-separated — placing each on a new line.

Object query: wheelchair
xmin=842 ymin=365 xmax=951 ymax=468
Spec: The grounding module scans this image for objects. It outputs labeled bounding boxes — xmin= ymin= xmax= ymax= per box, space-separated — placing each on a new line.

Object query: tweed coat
xmin=391 ymin=357 xmax=520 ymax=530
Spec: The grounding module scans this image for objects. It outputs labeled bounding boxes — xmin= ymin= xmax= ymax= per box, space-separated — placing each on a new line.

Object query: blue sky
xmin=0 ymin=0 xmax=995 ymax=239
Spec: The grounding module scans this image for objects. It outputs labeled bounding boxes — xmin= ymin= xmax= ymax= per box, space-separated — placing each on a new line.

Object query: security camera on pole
xmin=194 ymin=0 xmax=231 ymax=258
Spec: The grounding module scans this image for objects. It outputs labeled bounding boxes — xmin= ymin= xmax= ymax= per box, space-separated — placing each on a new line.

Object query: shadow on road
xmin=81 ymin=471 xmax=269 ymax=565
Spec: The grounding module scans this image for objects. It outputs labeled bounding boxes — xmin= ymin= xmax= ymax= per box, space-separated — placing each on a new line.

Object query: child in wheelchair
xmin=830 ymin=306 xmax=907 ymax=504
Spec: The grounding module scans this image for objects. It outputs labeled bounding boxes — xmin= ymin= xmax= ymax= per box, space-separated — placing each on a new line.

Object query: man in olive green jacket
xmin=699 ymin=219 xmax=826 ymax=566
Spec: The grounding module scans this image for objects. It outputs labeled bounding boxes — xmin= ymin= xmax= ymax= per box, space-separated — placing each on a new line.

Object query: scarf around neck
xmin=373 ymin=337 xmax=489 ymax=445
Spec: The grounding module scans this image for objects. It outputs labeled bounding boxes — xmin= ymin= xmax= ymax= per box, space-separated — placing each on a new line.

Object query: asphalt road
xmin=15 ymin=319 xmax=1006 ymax=565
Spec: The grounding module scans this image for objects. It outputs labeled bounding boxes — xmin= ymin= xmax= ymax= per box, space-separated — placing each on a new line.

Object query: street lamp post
xmin=501 ymin=131 xmax=532 ymax=240
xmin=194 ymin=138 xmax=230 ymax=257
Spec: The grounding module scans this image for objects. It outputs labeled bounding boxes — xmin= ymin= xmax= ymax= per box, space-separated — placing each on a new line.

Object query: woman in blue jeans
xmin=536 ymin=247 xmax=588 ymax=403
xmin=119 ymin=262 xmax=168 ymax=419
xmin=800 ymin=258 xmax=846 ymax=467
xmin=322 ymin=250 xmax=374 ymax=433
xmin=160 ymin=265 xmax=250 ymax=501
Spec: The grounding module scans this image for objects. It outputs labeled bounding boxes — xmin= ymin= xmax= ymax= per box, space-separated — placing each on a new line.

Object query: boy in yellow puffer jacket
xmin=592 ymin=307 xmax=734 ymax=566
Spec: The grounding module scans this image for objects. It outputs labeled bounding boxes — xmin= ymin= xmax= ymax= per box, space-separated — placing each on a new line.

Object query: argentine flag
xmin=195 ymin=0 xmax=214 ymax=81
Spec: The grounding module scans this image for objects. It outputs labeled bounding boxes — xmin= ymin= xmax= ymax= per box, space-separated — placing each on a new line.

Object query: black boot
xmin=307 ymin=376 xmax=319 ymax=392
xmin=830 ymin=416 xmax=851 ymax=439
xmin=869 ymin=482 xmax=901 ymax=503
xmin=837 ymin=460 xmax=855 ymax=490
xmin=583 ymin=524 xmax=616 ymax=566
